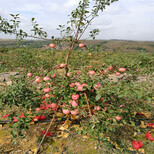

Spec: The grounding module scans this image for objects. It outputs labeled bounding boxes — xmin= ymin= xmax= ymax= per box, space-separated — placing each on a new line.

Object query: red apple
xmin=72 ymin=94 xmax=79 ymax=100
xmin=71 ymin=109 xmax=78 ymax=115
xmin=27 ymin=73 xmax=33 ymax=77
xmin=107 ymin=66 xmax=113 ymax=71
xmin=82 ymin=83 xmax=88 ymax=87
xmin=67 ymin=72 xmax=72 ymax=76
xmin=49 ymin=43 xmax=55 ymax=48
xmin=50 ymin=103 xmax=57 ymax=109
xmin=43 ymin=88 xmax=51 ymax=93
xmin=75 ymin=82 xmax=81 ymax=86
xmin=71 ymin=101 xmax=78 ymax=107
xmin=88 ymin=70 xmax=95 ymax=75
xmin=35 ymin=77 xmax=41 ymax=83
xmin=119 ymin=68 xmax=126 ymax=72
xmin=44 ymin=93 xmax=50 ymax=98
xmin=62 ymin=109 xmax=70 ymax=114
xmin=69 ymin=100 xmax=73 ymax=105
xmin=43 ymin=77 xmax=51 ymax=81
xmin=77 ymin=85 xmax=83 ymax=91
xmin=115 ymin=72 xmax=121 ymax=76
xmin=79 ymin=43 xmax=85 ymax=48
xmin=94 ymin=106 xmax=101 ymax=111
xmin=119 ymin=104 xmax=125 ymax=108
xmin=69 ymin=83 xmax=75 ymax=88
xmin=35 ymin=108 xmax=41 ymax=111
xmin=94 ymin=82 xmax=101 ymax=90
xmin=115 ymin=116 xmax=122 ymax=120
xmin=103 ymin=107 xmax=107 ymax=111
xmin=52 ymin=74 xmax=56 ymax=78
xmin=76 ymin=71 xmax=80 ymax=75
xmin=60 ymin=63 xmax=66 ymax=68
xmin=101 ymin=97 xmax=104 ymax=101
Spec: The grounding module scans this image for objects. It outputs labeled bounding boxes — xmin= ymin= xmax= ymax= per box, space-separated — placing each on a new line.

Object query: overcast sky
xmin=0 ymin=0 xmax=154 ymax=41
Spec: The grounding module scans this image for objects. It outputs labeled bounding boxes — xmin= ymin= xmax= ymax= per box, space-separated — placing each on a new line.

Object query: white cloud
xmin=64 ymin=0 xmax=80 ymax=8
xmin=0 ymin=0 xmax=154 ymax=41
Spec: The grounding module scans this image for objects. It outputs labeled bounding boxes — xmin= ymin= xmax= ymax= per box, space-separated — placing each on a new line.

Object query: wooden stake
xmin=84 ymin=92 xmax=92 ymax=116
xmin=35 ymin=97 xmax=62 ymax=154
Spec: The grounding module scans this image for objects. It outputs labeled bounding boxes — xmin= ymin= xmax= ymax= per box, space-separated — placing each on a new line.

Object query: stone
xmin=0 ymin=72 xmax=20 ymax=91
xmin=6 ymin=81 xmax=12 ymax=86
xmin=0 ymin=77 xmax=5 ymax=82
xmin=108 ymin=73 xmax=132 ymax=83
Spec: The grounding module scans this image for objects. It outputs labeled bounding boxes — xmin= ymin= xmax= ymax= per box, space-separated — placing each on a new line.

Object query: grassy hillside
xmin=0 ymin=40 xmax=153 ymax=153
xmin=0 ymin=39 xmax=154 ymax=53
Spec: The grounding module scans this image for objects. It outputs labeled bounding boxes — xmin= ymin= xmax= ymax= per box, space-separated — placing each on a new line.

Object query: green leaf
xmin=11 ymin=130 xmax=17 ymax=138
xmin=31 ymin=18 xmax=35 ymax=21
xmin=84 ymin=0 xmax=89 ymax=3
xmin=96 ymin=93 xmax=101 ymax=101
xmin=10 ymin=14 xmax=14 ymax=17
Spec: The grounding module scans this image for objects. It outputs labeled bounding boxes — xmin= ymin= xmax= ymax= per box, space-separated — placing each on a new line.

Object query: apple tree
xmin=0 ymin=0 xmax=118 ymax=75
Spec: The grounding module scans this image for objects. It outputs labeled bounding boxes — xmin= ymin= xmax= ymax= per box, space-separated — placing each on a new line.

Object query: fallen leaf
xmin=27 ymin=111 xmax=32 ymax=114
xmin=133 ymin=111 xmax=137 ymax=117
xmin=57 ymin=131 xmax=69 ymax=138
xmin=59 ymin=118 xmax=71 ymax=130
xmin=148 ymin=123 xmax=154 ymax=129
xmin=29 ymin=121 xmax=35 ymax=125
xmin=32 ymin=115 xmax=46 ymax=121
xmin=140 ymin=121 xmax=147 ymax=128
xmin=82 ymin=135 xmax=88 ymax=139
xmin=69 ymin=124 xmax=83 ymax=131
xmin=55 ymin=112 xmax=64 ymax=117
xmin=132 ymin=140 xmax=143 ymax=150
xmin=134 ymin=132 xmax=137 ymax=136
xmin=33 ymin=118 xmax=38 ymax=121
xmin=109 ymin=138 xmax=121 ymax=149
xmin=41 ymin=130 xmax=53 ymax=137
xmin=106 ymin=137 xmax=110 ymax=142
xmin=145 ymin=131 xmax=154 ymax=141
xmin=138 ymin=148 xmax=144 ymax=153
xmin=140 ymin=112 xmax=151 ymax=118
xmin=31 ymin=147 xmax=37 ymax=153
xmin=56 ymin=139 xmax=67 ymax=152
xmin=128 ymin=147 xmax=135 ymax=151
xmin=2 ymin=113 xmax=11 ymax=118
xmin=137 ymin=141 xmax=143 ymax=148
xmin=70 ymin=114 xmax=80 ymax=120
xmin=13 ymin=117 xmax=18 ymax=122
xmin=62 ymin=131 xmax=69 ymax=138
xmin=19 ymin=113 xmax=25 ymax=119
xmin=0 ymin=83 xmax=6 ymax=86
